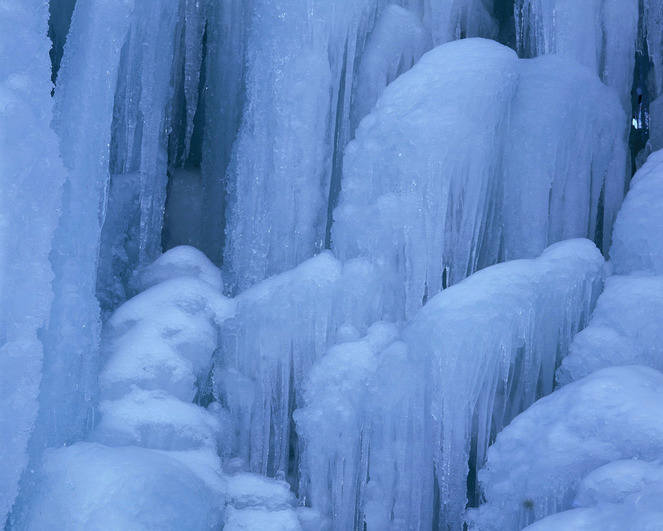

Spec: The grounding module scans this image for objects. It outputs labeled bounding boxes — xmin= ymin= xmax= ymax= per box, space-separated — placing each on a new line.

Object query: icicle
xmin=514 ymin=0 xmax=638 ymax=111
xmin=215 ymin=252 xmax=384 ymax=478
xmin=0 ymin=1 xmax=66 ymax=522
xmin=404 ymin=239 xmax=604 ymax=530
xmin=333 ymin=39 xmax=520 ymax=319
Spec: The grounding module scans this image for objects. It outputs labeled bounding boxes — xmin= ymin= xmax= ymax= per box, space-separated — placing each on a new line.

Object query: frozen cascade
xmin=514 ymin=0 xmax=639 ymax=110
xmin=222 ymin=0 xmax=498 ymax=292
xmin=27 ymin=0 xmax=134 ymax=472
xmin=333 ymin=39 xmax=623 ymax=319
xmin=214 ymin=252 xmax=385 ymax=479
xmin=469 ymin=366 xmax=663 ymax=530
xmin=296 ymin=239 xmax=604 ymax=530
xmin=0 ymin=1 xmax=66 ymax=523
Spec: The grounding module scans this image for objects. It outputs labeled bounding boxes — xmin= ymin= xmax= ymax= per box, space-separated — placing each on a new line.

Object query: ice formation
xmin=334 ymin=39 xmax=623 ymax=318
xmin=470 ymin=366 xmax=663 ymax=530
xmin=214 ymin=252 xmax=384 ymax=478
xmin=610 ymin=149 xmax=663 ymax=274
xmin=5 ymin=0 xmax=663 ymax=529
xmin=0 ymin=1 xmax=66 ymax=523
xmin=297 ymin=239 xmax=604 ymax=530
xmin=556 ymin=275 xmax=663 ymax=385
xmin=222 ymin=0 xmax=498 ymax=292
xmin=515 ymin=0 xmax=639 ymax=109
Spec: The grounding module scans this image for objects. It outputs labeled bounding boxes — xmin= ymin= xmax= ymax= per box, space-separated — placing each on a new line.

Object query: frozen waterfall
xmin=2 ymin=1 xmax=662 ymax=530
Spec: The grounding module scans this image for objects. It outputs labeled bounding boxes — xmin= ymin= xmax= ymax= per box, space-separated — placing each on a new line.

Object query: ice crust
xmin=471 ymin=366 xmax=663 ymax=530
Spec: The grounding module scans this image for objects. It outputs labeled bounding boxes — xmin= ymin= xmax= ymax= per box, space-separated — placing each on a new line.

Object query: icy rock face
xmin=405 ymin=239 xmax=604 ymax=530
xmin=215 ymin=252 xmax=384 ymax=477
xmin=296 ymin=324 xmax=432 ymax=531
xmin=0 ymin=1 xmax=66 ymax=523
xmin=334 ymin=38 xmax=520 ymax=318
xmin=557 ymin=275 xmax=663 ymax=385
xmin=222 ymin=1 xmax=498 ymax=292
xmin=470 ymin=366 xmax=663 ymax=531
xmin=610 ymin=150 xmax=663 ymax=275
xmin=515 ymin=0 xmax=639 ymax=110
xmin=334 ymin=39 xmax=622 ymax=319
xmin=502 ymin=56 xmax=627 ymax=260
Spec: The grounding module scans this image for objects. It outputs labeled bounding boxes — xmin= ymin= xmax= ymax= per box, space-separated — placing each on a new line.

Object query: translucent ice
xmin=0 ymin=0 xmax=66 ymax=522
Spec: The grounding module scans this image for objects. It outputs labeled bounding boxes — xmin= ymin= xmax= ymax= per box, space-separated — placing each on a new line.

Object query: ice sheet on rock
xmin=132 ymin=244 xmax=223 ymax=293
xmin=404 ymin=239 xmax=604 ymax=529
xmin=503 ymin=56 xmax=627 ymax=260
xmin=515 ymin=0 xmax=639 ymax=110
xmin=333 ymin=38 xmax=520 ymax=319
xmin=470 ymin=366 xmax=663 ymax=530
xmin=610 ymin=149 xmax=663 ymax=274
xmin=351 ymin=5 xmax=431 ymax=129
xmin=296 ymin=323 xmax=432 ymax=531
xmin=22 ymin=443 xmax=224 ymax=531
xmin=215 ymin=252 xmax=383 ymax=478
xmin=0 ymin=1 xmax=66 ymax=522
xmin=557 ymin=275 xmax=663 ymax=385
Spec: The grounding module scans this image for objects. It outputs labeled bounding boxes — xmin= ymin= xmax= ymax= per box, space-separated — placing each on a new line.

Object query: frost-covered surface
xmin=215 ymin=252 xmax=384 ymax=477
xmin=515 ymin=0 xmax=639 ymax=109
xmin=610 ymin=150 xmax=663 ymax=274
xmin=557 ymin=275 xmax=663 ymax=385
xmin=0 ymin=1 xmax=66 ymax=523
xmin=406 ymin=239 xmax=604 ymax=529
xmin=297 ymin=240 xmax=603 ymax=530
xmin=470 ymin=366 xmax=663 ymax=530
xmin=334 ymin=39 xmax=623 ymax=318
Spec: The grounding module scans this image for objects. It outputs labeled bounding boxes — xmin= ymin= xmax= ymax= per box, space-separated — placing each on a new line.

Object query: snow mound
xmin=132 ymin=245 xmax=223 ymax=293
xmin=333 ymin=38 xmax=624 ymax=319
xmin=557 ymin=275 xmax=663 ymax=385
xmin=470 ymin=366 xmax=663 ymax=530
xmin=24 ymin=443 xmax=224 ymax=531
xmin=610 ymin=150 xmax=663 ymax=274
